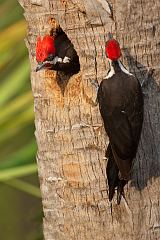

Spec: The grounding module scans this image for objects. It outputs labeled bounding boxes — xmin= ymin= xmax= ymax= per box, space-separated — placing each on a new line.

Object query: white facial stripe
xmin=43 ymin=60 xmax=54 ymax=64
xmin=63 ymin=56 xmax=71 ymax=63
xmin=104 ymin=59 xmax=133 ymax=79
xmin=57 ymin=57 xmax=63 ymax=63
xmin=104 ymin=59 xmax=115 ymax=79
xmin=42 ymin=57 xmax=62 ymax=65
xmin=52 ymin=56 xmax=59 ymax=64
xmin=105 ymin=68 xmax=115 ymax=79
xmin=43 ymin=56 xmax=70 ymax=65
xmin=118 ymin=60 xmax=133 ymax=76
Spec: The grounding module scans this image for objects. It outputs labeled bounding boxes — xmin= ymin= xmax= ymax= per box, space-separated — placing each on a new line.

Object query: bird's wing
xmin=55 ymin=33 xmax=78 ymax=60
xmin=51 ymin=46 xmax=80 ymax=74
xmin=53 ymin=34 xmax=80 ymax=74
xmin=101 ymin=106 xmax=134 ymax=179
xmin=98 ymin=81 xmax=142 ymax=179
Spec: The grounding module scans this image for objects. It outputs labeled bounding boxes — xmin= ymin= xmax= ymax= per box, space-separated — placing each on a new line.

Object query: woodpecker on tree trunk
xmin=35 ymin=27 xmax=80 ymax=75
xmin=97 ymin=39 xmax=143 ymax=204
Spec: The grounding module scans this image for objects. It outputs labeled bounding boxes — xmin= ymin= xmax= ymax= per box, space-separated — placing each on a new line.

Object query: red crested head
xmin=36 ymin=35 xmax=55 ymax=62
xmin=105 ymin=39 xmax=121 ymax=61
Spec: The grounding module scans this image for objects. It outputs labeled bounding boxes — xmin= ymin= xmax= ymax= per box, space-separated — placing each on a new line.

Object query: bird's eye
xmin=46 ymin=54 xmax=54 ymax=61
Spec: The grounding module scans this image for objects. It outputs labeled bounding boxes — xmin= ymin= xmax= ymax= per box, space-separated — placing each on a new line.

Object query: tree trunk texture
xmin=18 ymin=0 xmax=160 ymax=239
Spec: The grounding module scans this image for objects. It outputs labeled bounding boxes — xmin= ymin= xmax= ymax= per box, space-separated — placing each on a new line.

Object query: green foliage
xmin=0 ymin=1 xmax=43 ymax=239
xmin=0 ymin=0 xmax=40 ymax=197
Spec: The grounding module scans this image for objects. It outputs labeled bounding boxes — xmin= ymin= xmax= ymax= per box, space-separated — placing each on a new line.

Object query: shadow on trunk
xmin=125 ymin=50 xmax=160 ymax=190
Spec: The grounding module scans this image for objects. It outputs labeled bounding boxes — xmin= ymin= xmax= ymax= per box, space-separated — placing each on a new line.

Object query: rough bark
xmin=18 ymin=0 xmax=160 ymax=239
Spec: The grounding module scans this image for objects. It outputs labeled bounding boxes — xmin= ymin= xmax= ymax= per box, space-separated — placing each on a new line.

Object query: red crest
xmin=36 ymin=35 xmax=55 ymax=62
xmin=105 ymin=39 xmax=121 ymax=61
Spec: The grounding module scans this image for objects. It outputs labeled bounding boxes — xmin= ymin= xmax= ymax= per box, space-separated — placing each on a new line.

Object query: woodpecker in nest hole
xmin=36 ymin=27 xmax=80 ymax=75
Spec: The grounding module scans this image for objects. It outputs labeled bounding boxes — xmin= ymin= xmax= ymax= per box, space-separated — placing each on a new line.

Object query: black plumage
xmin=52 ymin=29 xmax=80 ymax=75
xmin=97 ymin=60 xmax=143 ymax=204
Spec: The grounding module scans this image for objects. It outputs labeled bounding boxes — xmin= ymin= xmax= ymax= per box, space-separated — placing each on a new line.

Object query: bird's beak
xmin=36 ymin=62 xmax=46 ymax=72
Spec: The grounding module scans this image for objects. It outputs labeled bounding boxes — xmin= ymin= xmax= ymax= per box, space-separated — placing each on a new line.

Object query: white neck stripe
xmin=118 ymin=60 xmax=132 ymax=76
xmin=104 ymin=59 xmax=115 ymax=79
xmin=104 ymin=59 xmax=132 ymax=79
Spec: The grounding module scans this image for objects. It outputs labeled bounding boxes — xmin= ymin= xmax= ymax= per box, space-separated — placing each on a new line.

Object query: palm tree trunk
xmin=18 ymin=0 xmax=160 ymax=239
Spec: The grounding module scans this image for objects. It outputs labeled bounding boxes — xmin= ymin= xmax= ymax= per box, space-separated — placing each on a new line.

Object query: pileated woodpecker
xmin=97 ymin=39 xmax=143 ymax=204
xmin=36 ymin=28 xmax=80 ymax=75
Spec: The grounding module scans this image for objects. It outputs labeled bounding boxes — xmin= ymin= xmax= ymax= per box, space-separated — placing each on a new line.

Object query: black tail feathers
xmin=117 ymin=179 xmax=127 ymax=204
xmin=106 ymin=145 xmax=127 ymax=204
xmin=106 ymin=153 xmax=119 ymax=201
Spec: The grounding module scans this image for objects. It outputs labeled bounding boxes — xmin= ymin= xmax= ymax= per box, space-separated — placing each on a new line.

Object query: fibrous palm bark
xmin=18 ymin=0 xmax=160 ymax=239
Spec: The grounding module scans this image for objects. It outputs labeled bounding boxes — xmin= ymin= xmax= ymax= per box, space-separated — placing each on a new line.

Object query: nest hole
xmin=48 ymin=19 xmax=80 ymax=95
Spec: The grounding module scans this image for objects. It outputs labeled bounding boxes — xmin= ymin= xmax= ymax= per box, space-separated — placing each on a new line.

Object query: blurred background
xmin=0 ymin=0 xmax=43 ymax=239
